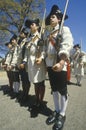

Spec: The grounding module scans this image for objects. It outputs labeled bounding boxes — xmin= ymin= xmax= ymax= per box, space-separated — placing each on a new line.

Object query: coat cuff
xmin=59 ymin=50 xmax=69 ymax=59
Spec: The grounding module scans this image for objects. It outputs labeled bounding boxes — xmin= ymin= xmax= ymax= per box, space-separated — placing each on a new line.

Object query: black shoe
xmin=78 ymin=83 xmax=81 ymax=86
xmin=33 ymin=101 xmax=40 ymax=107
xmin=46 ymin=111 xmax=59 ymax=125
xmin=52 ymin=114 xmax=66 ymax=130
xmin=21 ymin=95 xmax=28 ymax=102
xmin=10 ymin=92 xmax=19 ymax=99
xmin=67 ymin=81 xmax=71 ymax=85
xmin=76 ymin=83 xmax=81 ymax=87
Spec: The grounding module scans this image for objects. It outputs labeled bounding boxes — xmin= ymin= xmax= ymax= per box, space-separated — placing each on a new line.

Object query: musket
xmin=35 ymin=8 xmax=46 ymax=60
xmin=26 ymin=35 xmax=39 ymax=48
xmin=51 ymin=0 xmax=70 ymax=52
xmin=39 ymin=8 xmax=46 ymax=39
xmin=17 ymin=19 xmax=28 ymax=46
xmin=26 ymin=9 xmax=46 ymax=49
xmin=59 ymin=0 xmax=69 ymax=35
xmin=80 ymin=39 xmax=85 ymax=57
xmin=49 ymin=0 xmax=70 ymax=42
xmin=80 ymin=38 xmax=82 ymax=53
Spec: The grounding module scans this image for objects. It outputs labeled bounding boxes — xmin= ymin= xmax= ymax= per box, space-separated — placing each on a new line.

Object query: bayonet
xmin=39 ymin=8 xmax=46 ymax=39
xmin=59 ymin=0 xmax=69 ymax=34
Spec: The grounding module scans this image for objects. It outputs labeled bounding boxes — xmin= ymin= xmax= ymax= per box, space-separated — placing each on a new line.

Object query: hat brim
xmin=73 ymin=44 xmax=81 ymax=48
xmin=20 ymin=28 xmax=28 ymax=36
xmin=25 ymin=19 xmax=39 ymax=28
xmin=25 ymin=20 xmax=32 ymax=28
xmin=5 ymin=42 xmax=11 ymax=46
xmin=10 ymin=35 xmax=17 ymax=42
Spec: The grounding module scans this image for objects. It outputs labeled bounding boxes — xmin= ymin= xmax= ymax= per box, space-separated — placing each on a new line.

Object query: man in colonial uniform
xmin=45 ymin=5 xmax=73 ymax=130
xmin=24 ymin=18 xmax=46 ymax=108
xmin=72 ymin=44 xmax=85 ymax=86
xmin=2 ymin=41 xmax=14 ymax=91
xmin=17 ymin=28 xmax=30 ymax=102
xmin=9 ymin=35 xmax=20 ymax=97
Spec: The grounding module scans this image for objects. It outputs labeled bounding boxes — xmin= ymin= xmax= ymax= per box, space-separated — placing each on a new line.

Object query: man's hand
xmin=52 ymin=63 xmax=63 ymax=72
xmin=35 ymin=57 xmax=42 ymax=65
xmin=7 ymin=65 xmax=14 ymax=71
xmin=52 ymin=60 xmax=65 ymax=72
xmin=2 ymin=64 xmax=7 ymax=70
xmin=19 ymin=64 xmax=25 ymax=69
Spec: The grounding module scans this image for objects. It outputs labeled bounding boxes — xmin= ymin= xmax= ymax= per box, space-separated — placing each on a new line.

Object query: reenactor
xmin=9 ymin=35 xmax=20 ymax=97
xmin=2 ymin=41 xmax=14 ymax=91
xmin=16 ymin=28 xmax=31 ymax=102
xmin=24 ymin=18 xmax=46 ymax=107
xmin=72 ymin=44 xmax=85 ymax=86
xmin=45 ymin=4 xmax=73 ymax=130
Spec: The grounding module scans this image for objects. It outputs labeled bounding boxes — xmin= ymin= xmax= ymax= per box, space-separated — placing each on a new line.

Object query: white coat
xmin=16 ymin=38 xmax=27 ymax=67
xmin=73 ymin=48 xmax=85 ymax=76
xmin=11 ymin=45 xmax=19 ymax=72
xmin=5 ymin=48 xmax=14 ymax=66
xmin=24 ymin=31 xmax=46 ymax=83
xmin=45 ymin=25 xmax=74 ymax=71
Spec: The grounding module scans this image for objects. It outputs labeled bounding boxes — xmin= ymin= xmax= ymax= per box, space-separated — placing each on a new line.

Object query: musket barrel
xmin=59 ymin=0 xmax=69 ymax=34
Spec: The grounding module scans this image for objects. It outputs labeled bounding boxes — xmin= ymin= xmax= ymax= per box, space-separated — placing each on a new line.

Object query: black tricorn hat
xmin=73 ymin=44 xmax=81 ymax=48
xmin=45 ymin=5 xmax=68 ymax=26
xmin=20 ymin=28 xmax=28 ymax=36
xmin=10 ymin=34 xmax=17 ymax=42
xmin=5 ymin=42 xmax=11 ymax=46
xmin=25 ymin=18 xmax=40 ymax=28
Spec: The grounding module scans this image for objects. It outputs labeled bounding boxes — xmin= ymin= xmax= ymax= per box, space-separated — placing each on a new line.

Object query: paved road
xmin=0 ymin=71 xmax=86 ymax=130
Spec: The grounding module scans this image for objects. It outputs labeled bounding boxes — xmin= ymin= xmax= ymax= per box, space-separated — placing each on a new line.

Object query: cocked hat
xmin=5 ymin=42 xmax=11 ymax=46
xmin=10 ymin=34 xmax=17 ymax=42
xmin=73 ymin=44 xmax=81 ymax=49
xmin=25 ymin=18 xmax=40 ymax=28
xmin=20 ymin=28 xmax=28 ymax=36
xmin=45 ymin=5 xmax=68 ymax=25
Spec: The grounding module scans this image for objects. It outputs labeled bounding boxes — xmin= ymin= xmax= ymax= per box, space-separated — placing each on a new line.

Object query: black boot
xmin=52 ymin=114 xmax=66 ymax=130
xmin=46 ymin=111 xmax=59 ymax=125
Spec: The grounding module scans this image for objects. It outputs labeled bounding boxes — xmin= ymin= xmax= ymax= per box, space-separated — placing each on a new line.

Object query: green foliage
xmin=0 ymin=0 xmax=46 ymax=44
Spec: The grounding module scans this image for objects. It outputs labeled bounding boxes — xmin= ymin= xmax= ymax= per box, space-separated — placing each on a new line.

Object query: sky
xmin=0 ymin=0 xmax=86 ymax=58
xmin=46 ymin=0 xmax=86 ymax=52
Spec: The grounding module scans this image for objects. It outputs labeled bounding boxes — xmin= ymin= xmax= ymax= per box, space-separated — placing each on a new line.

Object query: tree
xmin=0 ymin=0 xmax=46 ymax=43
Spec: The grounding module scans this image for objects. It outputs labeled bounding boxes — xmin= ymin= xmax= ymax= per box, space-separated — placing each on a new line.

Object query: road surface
xmin=0 ymin=71 xmax=86 ymax=130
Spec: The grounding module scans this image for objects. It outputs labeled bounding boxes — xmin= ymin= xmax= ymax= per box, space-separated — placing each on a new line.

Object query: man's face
xmin=20 ymin=32 xmax=26 ymax=38
xmin=75 ymin=47 xmax=80 ymax=50
xmin=50 ymin=15 xmax=61 ymax=27
xmin=8 ymin=44 xmax=12 ymax=49
xmin=30 ymin=23 xmax=38 ymax=33
xmin=11 ymin=39 xmax=17 ymax=46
